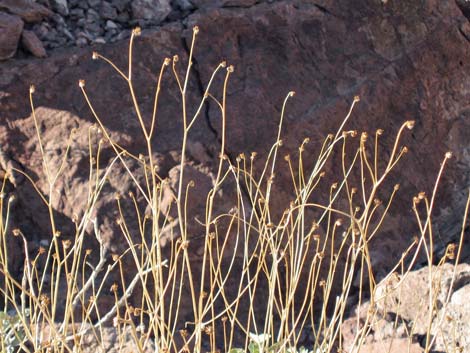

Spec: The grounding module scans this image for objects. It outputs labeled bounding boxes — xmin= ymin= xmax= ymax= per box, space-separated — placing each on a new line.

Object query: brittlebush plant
xmin=0 ymin=26 xmax=467 ymax=353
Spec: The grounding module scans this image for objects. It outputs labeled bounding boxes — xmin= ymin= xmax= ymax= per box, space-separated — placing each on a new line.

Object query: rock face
xmin=0 ymin=12 xmax=23 ymax=60
xmin=342 ymin=263 xmax=470 ymax=353
xmin=0 ymin=0 xmax=469 ymax=347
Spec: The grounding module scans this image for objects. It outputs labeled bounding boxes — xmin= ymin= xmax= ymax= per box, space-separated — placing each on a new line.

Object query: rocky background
xmin=1 ymin=0 xmax=470 ymax=351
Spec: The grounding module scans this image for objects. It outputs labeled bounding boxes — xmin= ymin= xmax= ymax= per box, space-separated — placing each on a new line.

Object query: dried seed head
xmin=110 ymin=283 xmax=118 ymax=293
xmin=331 ymin=182 xmax=338 ymax=189
xmin=62 ymin=240 xmax=71 ymax=249
xmin=115 ymin=192 xmax=121 ymax=200
xmin=133 ymin=27 xmax=141 ymax=36
xmin=54 ymin=230 xmax=61 ymax=237
xmin=361 ymin=132 xmax=368 ymax=142
xmin=227 ymin=65 xmax=234 ymax=73
xmin=374 ymin=198 xmax=382 ymax=206
xmin=92 ymin=51 xmax=99 ymax=60
xmin=335 ymin=219 xmax=343 ymax=227
xmin=401 ymin=146 xmax=409 ymax=153
xmin=164 ymin=57 xmax=171 ymax=66
xmin=405 ymin=120 xmax=415 ymax=130
xmin=78 ymin=79 xmax=85 ymax=88
xmin=8 ymin=195 xmax=15 ymax=203
xmin=288 ymin=91 xmax=295 ymax=97
xmin=353 ymin=95 xmax=360 ymax=102
xmin=85 ymin=249 xmax=92 ymax=256
xmin=376 ymin=129 xmax=384 ymax=135
xmin=351 ymin=187 xmax=357 ymax=195
xmin=112 ymin=253 xmax=119 ymax=262
xmin=12 ymin=228 xmax=21 ymax=237
xmin=250 ymin=151 xmax=257 ymax=160
xmin=173 ymin=54 xmax=179 ymax=63
xmin=309 ymin=222 xmax=318 ymax=232
xmin=40 ymin=294 xmax=50 ymax=307
xmin=181 ymin=240 xmax=189 ymax=249
xmin=179 ymin=329 xmax=189 ymax=338
xmin=203 ymin=326 xmax=213 ymax=336
xmin=394 ymin=184 xmax=400 ymax=191
xmin=193 ymin=25 xmax=199 ymax=34
xmin=445 ymin=151 xmax=453 ymax=159
xmin=418 ymin=191 xmax=426 ymax=200
xmin=29 ymin=84 xmax=36 ymax=94
xmin=220 ymin=60 xmax=227 ymax=68
xmin=446 ymin=243 xmax=456 ymax=260
xmin=284 ymin=154 xmax=290 ymax=162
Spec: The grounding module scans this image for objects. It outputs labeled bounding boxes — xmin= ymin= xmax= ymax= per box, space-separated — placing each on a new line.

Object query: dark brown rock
xmin=0 ymin=0 xmax=469 ymax=339
xmin=0 ymin=0 xmax=53 ymax=23
xmin=0 ymin=12 xmax=23 ymax=60
xmin=21 ymin=29 xmax=47 ymax=58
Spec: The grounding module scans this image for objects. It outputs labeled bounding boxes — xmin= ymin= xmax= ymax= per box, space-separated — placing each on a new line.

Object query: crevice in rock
xmin=312 ymin=3 xmax=337 ymax=17
xmin=180 ymin=25 xmax=220 ymax=144
xmin=455 ymin=0 xmax=470 ymax=22
xmin=458 ymin=26 xmax=470 ymax=43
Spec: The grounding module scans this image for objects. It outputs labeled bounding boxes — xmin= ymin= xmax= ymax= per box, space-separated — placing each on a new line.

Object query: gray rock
xmin=110 ymin=0 xmax=129 ymax=12
xmin=0 ymin=12 xmax=23 ymax=60
xmin=51 ymin=0 xmax=69 ymax=16
xmin=21 ymin=29 xmax=47 ymax=58
xmin=69 ymin=8 xmax=85 ymax=18
xmin=100 ymin=1 xmax=118 ymax=19
xmin=105 ymin=19 xmax=118 ymax=29
xmin=75 ymin=36 xmax=88 ymax=46
xmin=87 ymin=0 xmax=102 ymax=8
xmin=131 ymin=0 xmax=171 ymax=23
xmin=93 ymin=37 xmax=106 ymax=44
xmin=173 ymin=0 xmax=195 ymax=11
xmin=86 ymin=8 xmax=101 ymax=21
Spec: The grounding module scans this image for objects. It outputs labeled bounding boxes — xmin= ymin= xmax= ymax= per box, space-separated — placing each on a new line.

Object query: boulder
xmin=0 ymin=12 xmax=23 ymax=60
xmin=0 ymin=0 xmax=52 ymax=23
xmin=21 ymin=29 xmax=47 ymax=58
xmin=343 ymin=263 xmax=470 ymax=352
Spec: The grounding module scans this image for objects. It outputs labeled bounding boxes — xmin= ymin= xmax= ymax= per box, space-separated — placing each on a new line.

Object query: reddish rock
xmin=0 ymin=0 xmax=52 ymax=23
xmin=0 ymin=0 xmax=469 ymax=341
xmin=21 ymin=29 xmax=47 ymax=58
xmin=0 ymin=12 xmax=23 ymax=60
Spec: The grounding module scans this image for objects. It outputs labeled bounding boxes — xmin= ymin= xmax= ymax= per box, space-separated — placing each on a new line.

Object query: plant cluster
xmin=0 ymin=26 xmax=467 ymax=353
